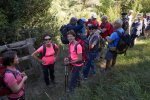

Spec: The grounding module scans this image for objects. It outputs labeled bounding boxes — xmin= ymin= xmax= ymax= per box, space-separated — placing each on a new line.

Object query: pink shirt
xmin=36 ymin=44 xmax=58 ymax=65
xmin=4 ymin=69 xmax=24 ymax=98
xmin=69 ymin=43 xmax=83 ymax=67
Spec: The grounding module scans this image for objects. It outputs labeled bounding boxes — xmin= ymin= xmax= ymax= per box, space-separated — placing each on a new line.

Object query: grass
xmin=70 ymin=38 xmax=150 ymax=100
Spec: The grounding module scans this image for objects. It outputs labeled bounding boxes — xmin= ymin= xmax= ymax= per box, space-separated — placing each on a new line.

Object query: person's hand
xmin=38 ymin=59 xmax=42 ymax=63
xmin=23 ymin=76 xmax=28 ymax=82
xmin=42 ymin=61 xmax=46 ymax=65
xmin=39 ymin=59 xmax=46 ymax=65
xmin=21 ymin=72 xmax=26 ymax=77
xmin=64 ymin=57 xmax=69 ymax=65
xmin=106 ymin=36 xmax=110 ymax=41
xmin=106 ymin=36 xmax=109 ymax=39
xmin=55 ymin=56 xmax=59 ymax=61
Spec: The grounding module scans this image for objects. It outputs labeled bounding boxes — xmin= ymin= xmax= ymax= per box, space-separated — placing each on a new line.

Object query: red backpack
xmin=0 ymin=57 xmax=16 ymax=96
xmin=76 ymin=39 xmax=88 ymax=62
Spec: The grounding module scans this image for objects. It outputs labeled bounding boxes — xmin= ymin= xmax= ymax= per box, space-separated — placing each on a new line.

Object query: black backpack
xmin=122 ymin=18 xmax=129 ymax=32
xmin=116 ymin=31 xmax=131 ymax=55
xmin=60 ymin=25 xmax=69 ymax=44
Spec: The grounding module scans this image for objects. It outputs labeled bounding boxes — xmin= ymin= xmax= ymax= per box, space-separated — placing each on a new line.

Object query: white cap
xmin=129 ymin=10 xmax=133 ymax=13
xmin=91 ymin=13 xmax=97 ymax=19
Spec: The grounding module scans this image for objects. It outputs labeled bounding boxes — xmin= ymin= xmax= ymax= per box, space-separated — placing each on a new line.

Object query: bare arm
xmin=31 ymin=51 xmax=42 ymax=63
xmin=106 ymin=36 xmax=113 ymax=43
xmin=10 ymin=76 xmax=27 ymax=93
xmin=101 ymin=28 xmax=107 ymax=33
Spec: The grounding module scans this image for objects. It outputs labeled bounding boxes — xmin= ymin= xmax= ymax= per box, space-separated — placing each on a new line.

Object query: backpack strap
xmin=52 ymin=43 xmax=58 ymax=55
xmin=42 ymin=43 xmax=58 ymax=57
xmin=74 ymin=42 xmax=80 ymax=54
xmin=68 ymin=42 xmax=83 ymax=64
xmin=68 ymin=42 xmax=80 ymax=54
xmin=116 ymin=31 xmax=122 ymax=38
xmin=111 ymin=31 xmax=122 ymax=47
xmin=74 ymin=42 xmax=83 ymax=64
xmin=42 ymin=44 xmax=46 ymax=58
xmin=5 ymin=69 xmax=18 ymax=79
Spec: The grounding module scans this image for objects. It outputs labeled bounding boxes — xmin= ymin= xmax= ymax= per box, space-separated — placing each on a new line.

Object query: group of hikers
xmin=0 ymin=11 xmax=150 ymax=100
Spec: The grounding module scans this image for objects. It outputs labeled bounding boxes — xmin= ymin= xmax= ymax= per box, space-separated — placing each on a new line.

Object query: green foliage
xmin=140 ymin=0 xmax=150 ymax=13
xmin=95 ymin=0 xmax=121 ymax=22
xmin=106 ymin=4 xmax=121 ymax=22
xmin=0 ymin=0 xmax=149 ymax=45
xmin=0 ymin=0 xmax=52 ymax=44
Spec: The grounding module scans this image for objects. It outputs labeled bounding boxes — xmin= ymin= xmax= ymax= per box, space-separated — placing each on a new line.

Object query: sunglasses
xmin=44 ymin=38 xmax=51 ymax=41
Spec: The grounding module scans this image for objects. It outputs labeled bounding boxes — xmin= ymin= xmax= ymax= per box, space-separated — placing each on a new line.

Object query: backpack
xmin=116 ymin=31 xmax=131 ymax=55
xmin=122 ymin=18 xmax=129 ymax=32
xmin=60 ymin=25 xmax=69 ymax=44
xmin=76 ymin=39 xmax=89 ymax=62
xmin=0 ymin=58 xmax=17 ymax=96
xmin=88 ymin=33 xmax=100 ymax=52
xmin=38 ymin=43 xmax=58 ymax=59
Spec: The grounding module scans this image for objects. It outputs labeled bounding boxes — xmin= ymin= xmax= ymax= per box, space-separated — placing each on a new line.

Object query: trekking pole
xmin=64 ymin=58 xmax=69 ymax=93
xmin=64 ymin=64 xmax=69 ymax=93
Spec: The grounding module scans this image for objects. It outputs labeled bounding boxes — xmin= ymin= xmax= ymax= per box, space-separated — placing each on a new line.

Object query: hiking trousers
xmin=83 ymin=52 xmax=98 ymax=78
xmin=42 ymin=64 xmax=55 ymax=85
xmin=69 ymin=66 xmax=82 ymax=92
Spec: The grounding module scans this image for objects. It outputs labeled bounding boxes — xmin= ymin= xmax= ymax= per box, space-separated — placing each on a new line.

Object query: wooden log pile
xmin=0 ymin=38 xmax=41 ymax=75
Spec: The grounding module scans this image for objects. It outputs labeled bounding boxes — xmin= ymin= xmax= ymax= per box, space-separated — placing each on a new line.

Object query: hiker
xmin=64 ymin=30 xmax=83 ymax=92
xmin=130 ymin=18 xmax=142 ymax=47
xmin=121 ymin=12 xmax=129 ymax=33
xmin=100 ymin=15 xmax=113 ymax=39
xmin=32 ymin=34 xmax=59 ymax=86
xmin=99 ymin=16 xmax=114 ymax=58
xmin=83 ymin=25 xmax=100 ymax=79
xmin=128 ymin=10 xmax=134 ymax=35
xmin=91 ymin=13 xmax=100 ymax=28
xmin=105 ymin=19 xmax=125 ymax=71
xmin=144 ymin=20 xmax=150 ymax=38
xmin=86 ymin=13 xmax=100 ymax=38
xmin=141 ymin=14 xmax=148 ymax=36
xmin=2 ymin=50 xmax=27 ymax=100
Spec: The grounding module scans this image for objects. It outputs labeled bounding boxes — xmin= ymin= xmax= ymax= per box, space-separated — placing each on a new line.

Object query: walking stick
xmin=64 ymin=64 xmax=69 ymax=93
xmin=64 ymin=58 xmax=69 ymax=93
